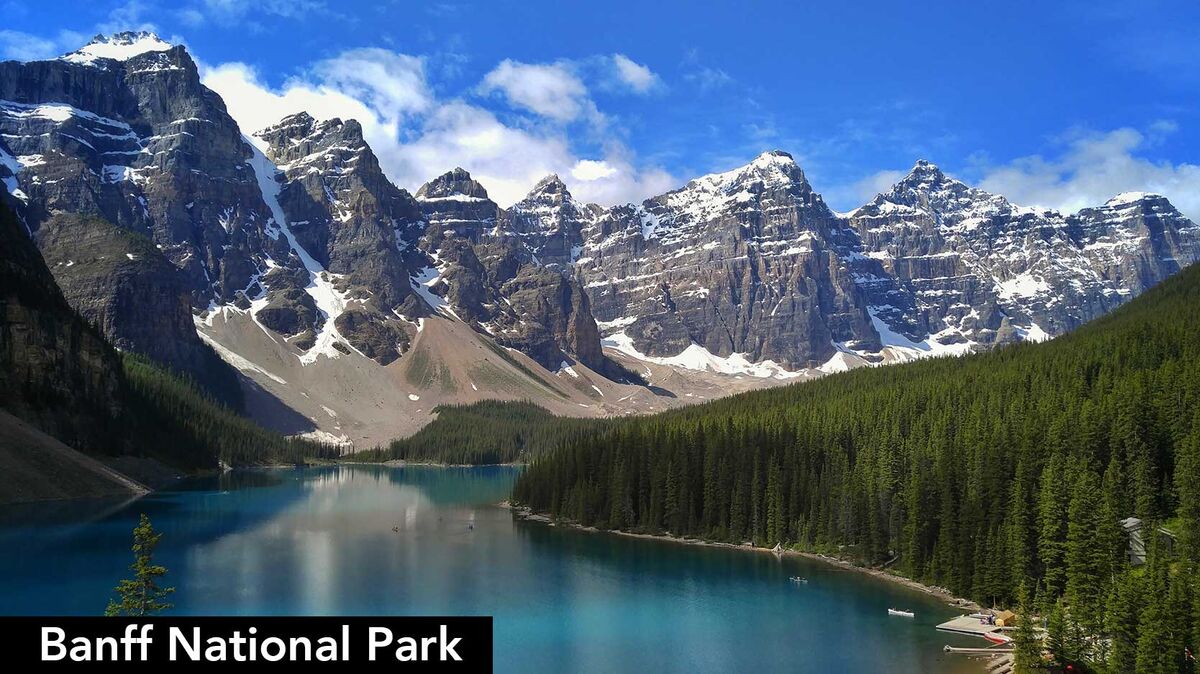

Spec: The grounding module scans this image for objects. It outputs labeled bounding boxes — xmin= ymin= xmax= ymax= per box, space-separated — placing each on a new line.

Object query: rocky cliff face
xmin=250 ymin=112 xmax=429 ymax=364
xmin=846 ymin=162 xmax=1200 ymax=349
xmin=33 ymin=212 xmax=241 ymax=401
xmin=507 ymin=174 xmax=602 ymax=266
xmin=415 ymin=170 xmax=607 ymax=372
xmin=505 ymin=152 xmax=1200 ymax=375
xmin=0 ymin=200 xmax=123 ymax=452
xmin=0 ymin=32 xmax=273 ymax=403
xmin=569 ymin=151 xmax=879 ymax=369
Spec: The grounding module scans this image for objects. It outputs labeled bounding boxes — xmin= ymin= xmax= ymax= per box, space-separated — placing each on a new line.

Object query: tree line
xmin=350 ymin=400 xmax=610 ymax=465
xmin=122 ymin=354 xmax=338 ymax=467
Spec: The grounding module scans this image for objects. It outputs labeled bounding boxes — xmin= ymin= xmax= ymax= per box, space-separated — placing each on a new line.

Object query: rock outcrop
xmin=0 ymin=201 xmax=123 ymax=452
xmin=846 ymin=161 xmax=1200 ymax=348
xmin=251 ymin=112 xmax=430 ymax=364
xmin=0 ymin=32 xmax=274 ymax=403
xmin=507 ymin=174 xmax=602 ymax=266
xmin=569 ymin=151 xmax=878 ymax=369
xmin=415 ymin=169 xmax=608 ymax=372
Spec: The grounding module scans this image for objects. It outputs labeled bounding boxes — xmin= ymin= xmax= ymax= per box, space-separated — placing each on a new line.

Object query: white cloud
xmin=177 ymin=8 xmax=206 ymax=26
xmin=822 ymin=169 xmax=906 ymax=213
xmin=370 ymin=101 xmax=673 ymax=207
xmin=611 ymin=54 xmax=659 ymax=93
xmin=0 ymin=29 xmax=85 ymax=61
xmin=977 ymin=125 xmax=1200 ymax=221
xmin=312 ymin=49 xmax=433 ymax=117
xmin=95 ymin=0 xmax=161 ymax=34
xmin=202 ymin=49 xmax=674 ymax=207
xmin=568 ymin=156 xmax=675 ymax=206
xmin=0 ymin=30 xmax=59 ymax=61
xmin=478 ymin=59 xmax=592 ymax=123
xmin=202 ymin=62 xmax=397 ymax=138
xmin=572 ymin=160 xmax=618 ymax=181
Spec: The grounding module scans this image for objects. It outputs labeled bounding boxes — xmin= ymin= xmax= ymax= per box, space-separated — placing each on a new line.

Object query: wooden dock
xmin=938 ymin=613 xmax=1013 ymax=673
xmin=936 ymin=614 xmax=1008 ymax=640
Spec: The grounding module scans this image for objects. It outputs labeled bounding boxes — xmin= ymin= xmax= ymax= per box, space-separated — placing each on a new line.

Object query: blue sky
xmin=3 ymin=0 xmax=1199 ymax=215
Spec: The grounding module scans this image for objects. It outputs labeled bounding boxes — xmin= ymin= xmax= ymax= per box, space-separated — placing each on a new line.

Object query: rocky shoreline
xmin=502 ymin=503 xmax=981 ymax=612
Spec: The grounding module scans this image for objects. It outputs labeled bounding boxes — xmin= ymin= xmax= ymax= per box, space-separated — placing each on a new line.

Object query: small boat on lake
xmin=888 ymin=608 xmax=915 ymax=618
xmin=788 ymin=576 xmax=808 ymax=584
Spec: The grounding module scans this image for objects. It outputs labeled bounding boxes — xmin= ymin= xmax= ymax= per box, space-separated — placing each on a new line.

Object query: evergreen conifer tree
xmin=105 ymin=514 xmax=174 ymax=617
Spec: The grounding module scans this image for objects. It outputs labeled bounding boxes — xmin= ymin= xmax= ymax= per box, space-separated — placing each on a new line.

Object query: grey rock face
xmin=415 ymin=169 xmax=608 ymax=372
xmin=33 ymin=212 xmax=241 ymax=402
xmin=256 ymin=113 xmax=425 ymax=309
xmin=846 ymin=162 xmax=1200 ymax=347
xmin=0 ymin=201 xmax=123 ymax=452
xmin=513 ymin=152 xmax=1200 ymax=372
xmin=507 ymin=174 xmax=603 ymax=266
xmin=571 ymin=151 xmax=878 ymax=368
xmin=415 ymin=167 xmax=498 ymax=243
xmin=253 ymin=112 xmax=429 ymax=364
xmin=0 ymin=32 xmax=279 ymax=403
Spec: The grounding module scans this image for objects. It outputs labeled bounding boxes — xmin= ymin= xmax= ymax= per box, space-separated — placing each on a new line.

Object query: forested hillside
xmin=513 ymin=262 xmax=1200 ymax=673
xmin=350 ymin=401 xmax=608 ymax=465
xmin=121 ymin=355 xmax=335 ymax=467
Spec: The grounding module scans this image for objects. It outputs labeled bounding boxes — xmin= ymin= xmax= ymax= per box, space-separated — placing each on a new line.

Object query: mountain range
xmin=3 ymin=32 xmax=1198 ymax=448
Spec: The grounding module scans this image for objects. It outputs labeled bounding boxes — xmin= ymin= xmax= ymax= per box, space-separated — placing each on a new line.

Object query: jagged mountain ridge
xmin=0 ymin=32 xmax=279 ymax=404
xmin=535 ymin=152 xmax=1199 ymax=373
xmin=2 ymin=33 xmax=1198 ymax=447
xmin=846 ymin=161 xmax=1200 ymax=351
xmin=1 ymin=34 xmax=607 ymax=402
xmin=575 ymin=150 xmax=880 ymax=372
xmin=413 ymin=168 xmax=610 ymax=373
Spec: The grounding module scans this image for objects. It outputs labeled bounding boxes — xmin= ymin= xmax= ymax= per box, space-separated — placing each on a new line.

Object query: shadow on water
xmin=379 ymin=465 xmax=520 ymax=505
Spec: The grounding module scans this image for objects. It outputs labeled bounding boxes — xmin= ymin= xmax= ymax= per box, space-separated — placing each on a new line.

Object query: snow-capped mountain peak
xmin=415 ymin=168 xmax=490 ymax=201
xmin=645 ymin=149 xmax=825 ymax=230
xmin=1105 ymin=191 xmax=1161 ymax=207
xmin=531 ymin=173 xmax=568 ymax=194
xmin=856 ymin=159 xmax=1029 ymax=224
xmin=884 ymin=159 xmax=967 ymax=201
xmin=61 ymin=32 xmax=175 ymax=66
xmin=507 ymin=174 xmax=602 ymax=264
xmin=689 ymin=149 xmax=805 ymax=193
xmin=513 ymin=174 xmax=581 ymax=214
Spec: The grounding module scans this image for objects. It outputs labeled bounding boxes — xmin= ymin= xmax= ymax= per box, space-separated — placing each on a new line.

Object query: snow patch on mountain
xmin=867 ymin=308 xmax=977 ymax=361
xmin=603 ymin=331 xmax=807 ymax=379
xmin=1107 ymin=192 xmax=1155 ymax=207
xmin=61 ymin=32 xmax=173 ymax=66
xmin=0 ymin=146 xmax=25 ymax=201
xmin=410 ymin=264 xmax=458 ymax=319
xmin=997 ymin=273 xmax=1051 ymax=301
xmin=244 ymin=141 xmax=359 ymax=365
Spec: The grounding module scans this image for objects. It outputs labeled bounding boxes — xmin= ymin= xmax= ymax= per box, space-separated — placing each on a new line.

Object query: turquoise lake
xmin=0 ymin=465 xmax=985 ymax=672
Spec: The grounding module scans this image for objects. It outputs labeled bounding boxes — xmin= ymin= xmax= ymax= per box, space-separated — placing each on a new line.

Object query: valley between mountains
xmin=3 ymin=32 xmax=1198 ymax=450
